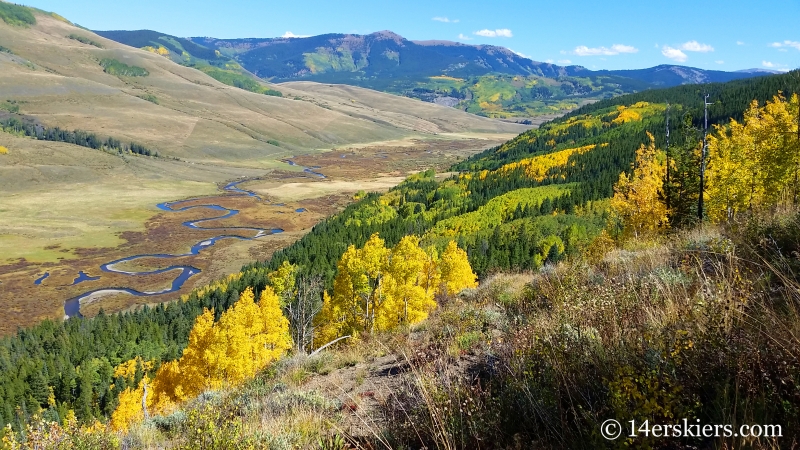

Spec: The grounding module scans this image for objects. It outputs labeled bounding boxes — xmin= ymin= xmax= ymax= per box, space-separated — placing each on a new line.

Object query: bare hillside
xmin=0 ymin=12 xmax=526 ymax=167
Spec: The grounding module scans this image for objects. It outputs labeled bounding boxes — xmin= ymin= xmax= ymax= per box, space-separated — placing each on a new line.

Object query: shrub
xmin=0 ymin=146 xmax=7 ymax=155
xmin=67 ymin=34 xmax=103 ymax=48
xmin=196 ymin=66 xmax=282 ymax=96
xmin=0 ymin=3 xmax=35 ymax=27
xmin=100 ymin=58 xmax=149 ymax=77
xmin=175 ymin=403 xmax=258 ymax=450
xmin=138 ymin=94 xmax=159 ymax=104
xmin=0 ymin=100 xmax=19 ymax=113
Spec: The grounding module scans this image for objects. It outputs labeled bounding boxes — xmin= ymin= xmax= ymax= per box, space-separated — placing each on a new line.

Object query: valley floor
xmin=0 ymin=135 xmax=505 ymax=334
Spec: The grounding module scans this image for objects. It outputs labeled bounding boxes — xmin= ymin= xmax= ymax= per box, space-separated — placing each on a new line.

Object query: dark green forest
xmin=0 ymin=116 xmax=159 ymax=157
xmin=1 ymin=70 xmax=798 ymax=431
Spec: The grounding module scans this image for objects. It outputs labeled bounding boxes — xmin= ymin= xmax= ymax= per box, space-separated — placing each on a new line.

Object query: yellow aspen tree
xmin=132 ymin=288 xmax=292 ymax=421
xmin=216 ymin=287 xmax=264 ymax=384
xmin=320 ymin=234 xmax=390 ymax=338
xmin=382 ymin=236 xmax=435 ymax=329
xmin=254 ymin=286 xmax=293 ymax=368
xmin=322 ymin=244 xmax=369 ymax=340
xmin=110 ymin=376 xmax=149 ymax=431
xmin=315 ymin=291 xmax=343 ymax=345
xmin=707 ymin=117 xmax=759 ymax=221
xmin=707 ymin=94 xmax=800 ymax=221
xmin=438 ymin=241 xmax=478 ymax=296
xmin=178 ymin=308 xmax=224 ymax=390
xmin=751 ymin=94 xmax=798 ymax=204
xmin=150 ymin=360 xmax=182 ymax=410
xmin=268 ymin=260 xmax=297 ymax=307
xmin=610 ymin=132 xmax=669 ymax=237
xmin=360 ymin=233 xmax=390 ymax=332
xmin=420 ymin=245 xmax=441 ymax=298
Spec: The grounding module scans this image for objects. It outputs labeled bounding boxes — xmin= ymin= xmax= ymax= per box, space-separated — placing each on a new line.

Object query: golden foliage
xmin=497 ymin=144 xmax=597 ymax=181
xmin=0 ymin=145 xmax=8 ymax=155
xmin=610 ymin=132 xmax=669 ymax=238
xmin=142 ymin=45 xmax=170 ymax=57
xmin=707 ymin=93 xmax=799 ymax=222
xmin=269 ymin=260 xmax=297 ymax=307
xmin=438 ymin=241 xmax=478 ymax=296
xmin=110 ymin=377 xmax=149 ymax=432
xmin=4 ymin=415 xmax=118 ymax=449
xmin=113 ymin=356 xmax=153 ymax=382
xmin=316 ymin=234 xmax=476 ymax=343
xmin=112 ymin=288 xmax=292 ymax=429
xmin=181 ymin=272 xmax=242 ymax=302
xmin=610 ymin=102 xmax=652 ymax=125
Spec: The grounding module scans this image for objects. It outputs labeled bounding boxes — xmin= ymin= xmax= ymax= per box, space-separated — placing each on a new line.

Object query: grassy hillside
xmin=92 ymin=30 xmax=285 ymax=97
xmin=0 ymin=13 xmax=523 ymax=165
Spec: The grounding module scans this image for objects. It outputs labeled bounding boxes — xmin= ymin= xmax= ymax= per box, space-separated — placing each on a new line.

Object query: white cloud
xmin=509 ymin=49 xmax=530 ymax=58
xmin=558 ymin=59 xmax=572 ymax=64
xmin=474 ymin=28 xmax=513 ymax=38
xmin=545 ymin=59 xmax=554 ymax=63
xmin=680 ymin=40 xmax=714 ymax=52
xmin=737 ymin=41 xmax=745 ymax=46
xmin=761 ymin=61 xmax=790 ymax=71
xmin=281 ymin=31 xmax=309 ymax=38
xmin=433 ymin=17 xmax=459 ymax=23
xmin=715 ymin=60 xmax=724 ymax=64
xmin=662 ymin=45 xmax=688 ymax=62
xmin=457 ymin=33 xmax=473 ymax=41
xmin=572 ymin=44 xmax=638 ymax=56
xmin=770 ymin=40 xmax=800 ymax=51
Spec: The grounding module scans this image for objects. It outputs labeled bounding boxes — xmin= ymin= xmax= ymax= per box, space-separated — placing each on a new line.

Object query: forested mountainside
xmin=2 ymin=65 xmax=798 ymax=437
xmin=97 ymin=29 xmax=769 ymax=119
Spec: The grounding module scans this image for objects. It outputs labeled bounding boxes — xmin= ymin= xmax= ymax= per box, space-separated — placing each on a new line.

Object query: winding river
xmin=60 ymin=180 xmax=283 ymax=318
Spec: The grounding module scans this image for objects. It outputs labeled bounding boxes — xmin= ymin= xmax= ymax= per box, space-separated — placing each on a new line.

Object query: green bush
xmin=138 ymin=94 xmax=159 ymax=104
xmin=0 ymin=100 xmax=19 ymax=113
xmin=197 ymin=66 xmax=282 ymax=97
xmin=68 ymin=34 xmax=103 ymax=48
xmin=0 ymin=3 xmax=35 ymax=26
xmin=100 ymin=58 xmax=149 ymax=77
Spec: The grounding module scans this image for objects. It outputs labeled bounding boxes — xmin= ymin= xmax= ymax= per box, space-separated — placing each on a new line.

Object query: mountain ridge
xmin=96 ymin=29 xmax=771 ymax=119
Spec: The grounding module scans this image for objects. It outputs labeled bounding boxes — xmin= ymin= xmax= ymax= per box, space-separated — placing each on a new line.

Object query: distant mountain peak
xmin=411 ymin=39 xmax=466 ymax=47
xmin=370 ymin=30 xmax=405 ymax=42
xmin=736 ymin=68 xmax=782 ymax=74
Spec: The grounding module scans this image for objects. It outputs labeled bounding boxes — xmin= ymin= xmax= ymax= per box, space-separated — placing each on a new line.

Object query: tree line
xmin=1 ymin=117 xmax=160 ymax=157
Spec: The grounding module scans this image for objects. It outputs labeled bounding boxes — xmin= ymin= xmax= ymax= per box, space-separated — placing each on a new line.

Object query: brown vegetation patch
xmin=290 ymin=138 xmax=498 ymax=179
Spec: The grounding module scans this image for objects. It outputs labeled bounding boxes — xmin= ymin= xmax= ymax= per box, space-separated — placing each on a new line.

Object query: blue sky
xmin=21 ymin=0 xmax=800 ymax=72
